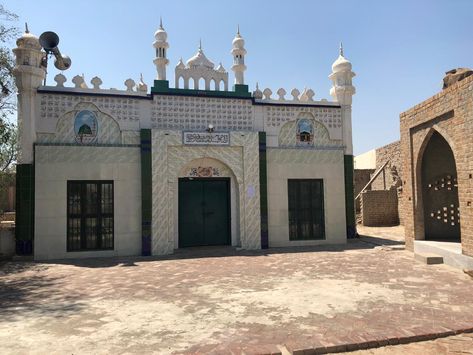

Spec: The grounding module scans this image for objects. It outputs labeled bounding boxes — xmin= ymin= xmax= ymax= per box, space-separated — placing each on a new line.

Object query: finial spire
xmin=256 ymin=82 xmax=259 ymax=90
xmin=237 ymin=24 xmax=240 ymax=35
xmin=159 ymin=16 xmax=163 ymax=29
xmin=339 ymin=42 xmax=344 ymax=57
xmin=25 ymin=22 xmax=29 ymax=33
xmin=199 ymin=38 xmax=202 ymax=50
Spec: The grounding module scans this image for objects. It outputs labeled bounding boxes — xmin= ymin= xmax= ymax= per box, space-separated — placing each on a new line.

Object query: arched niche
xmin=418 ymin=130 xmax=461 ymax=241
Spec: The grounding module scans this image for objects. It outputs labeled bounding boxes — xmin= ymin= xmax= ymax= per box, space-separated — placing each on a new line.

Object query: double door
xmin=178 ymin=178 xmax=230 ymax=247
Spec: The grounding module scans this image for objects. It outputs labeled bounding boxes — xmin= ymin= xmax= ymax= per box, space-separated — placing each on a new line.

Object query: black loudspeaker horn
xmin=39 ymin=31 xmax=72 ymax=70
xmin=39 ymin=31 xmax=59 ymax=51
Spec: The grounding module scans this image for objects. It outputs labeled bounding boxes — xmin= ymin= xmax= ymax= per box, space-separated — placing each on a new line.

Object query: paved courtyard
xmin=1 ymin=235 xmax=473 ymax=354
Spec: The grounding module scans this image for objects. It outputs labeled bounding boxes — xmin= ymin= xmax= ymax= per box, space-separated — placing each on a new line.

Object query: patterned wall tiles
xmin=151 ymin=95 xmax=253 ymax=131
xmin=35 ymin=145 xmax=140 ymax=164
xmin=278 ymin=119 xmax=343 ymax=148
xmin=267 ymin=148 xmax=344 ymax=165
xmin=264 ymin=106 xmax=343 ymax=141
xmin=122 ymin=131 xmax=141 ymax=145
xmin=36 ymin=102 xmax=122 ymax=145
xmin=151 ymin=130 xmax=261 ymax=255
xmin=38 ymin=93 xmax=142 ymax=123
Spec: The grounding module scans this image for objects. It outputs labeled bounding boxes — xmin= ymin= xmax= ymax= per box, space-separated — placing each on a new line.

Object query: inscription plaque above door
xmin=183 ymin=132 xmax=230 ymax=145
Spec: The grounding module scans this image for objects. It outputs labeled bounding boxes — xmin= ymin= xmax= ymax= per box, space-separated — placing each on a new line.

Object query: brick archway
xmin=418 ymin=130 xmax=460 ymax=241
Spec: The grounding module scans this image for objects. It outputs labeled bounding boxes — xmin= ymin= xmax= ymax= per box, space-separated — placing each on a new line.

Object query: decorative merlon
xmin=253 ymin=85 xmax=336 ymax=106
xmin=91 ymin=76 xmax=102 ymax=89
xmin=277 ymin=88 xmax=286 ymax=100
xmin=258 ymin=87 xmax=316 ymax=102
xmin=45 ymin=73 xmax=149 ymax=96
xmin=124 ymin=78 xmax=135 ymax=92
xmin=54 ymin=74 xmax=66 ymax=87
xmin=291 ymin=89 xmax=300 ymax=101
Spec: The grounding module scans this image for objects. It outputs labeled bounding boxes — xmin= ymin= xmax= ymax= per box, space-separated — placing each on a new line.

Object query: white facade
xmin=13 ymin=24 xmax=356 ymax=260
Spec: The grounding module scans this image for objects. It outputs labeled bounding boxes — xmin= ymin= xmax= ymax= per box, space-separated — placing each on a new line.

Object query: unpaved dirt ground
xmin=1 ymin=235 xmax=473 ymax=354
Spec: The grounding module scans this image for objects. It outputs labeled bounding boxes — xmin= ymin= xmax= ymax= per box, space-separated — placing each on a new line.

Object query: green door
xmin=178 ymin=178 xmax=230 ymax=247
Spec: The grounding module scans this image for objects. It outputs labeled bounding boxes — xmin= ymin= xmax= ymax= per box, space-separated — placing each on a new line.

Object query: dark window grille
xmin=299 ymin=132 xmax=311 ymax=142
xmin=67 ymin=181 xmax=114 ymax=251
xmin=288 ymin=179 xmax=325 ymax=240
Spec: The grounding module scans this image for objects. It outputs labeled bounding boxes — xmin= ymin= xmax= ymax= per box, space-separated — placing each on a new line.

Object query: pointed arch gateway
xmin=420 ymin=130 xmax=460 ymax=241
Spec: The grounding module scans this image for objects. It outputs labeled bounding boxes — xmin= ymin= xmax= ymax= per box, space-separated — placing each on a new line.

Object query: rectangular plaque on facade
xmin=183 ymin=132 xmax=230 ymax=146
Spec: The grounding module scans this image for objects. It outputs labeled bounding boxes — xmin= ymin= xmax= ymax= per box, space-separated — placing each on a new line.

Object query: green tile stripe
xmin=15 ymin=164 xmax=34 ymax=255
xmin=140 ymin=129 xmax=152 ymax=256
xmin=259 ymin=132 xmax=269 ymax=248
xmin=344 ymin=155 xmax=356 ymax=238
xmin=151 ymin=80 xmax=251 ymax=98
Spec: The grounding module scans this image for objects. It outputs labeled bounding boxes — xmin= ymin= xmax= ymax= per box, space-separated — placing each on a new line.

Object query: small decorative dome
xmin=253 ymin=82 xmax=263 ymax=99
xmin=154 ymin=18 xmax=167 ymax=42
xmin=232 ymin=33 xmax=245 ymax=49
xmin=186 ymin=42 xmax=215 ymax=69
xmin=216 ymin=62 xmax=226 ymax=72
xmin=16 ymin=24 xmax=41 ymax=50
xmin=332 ymin=43 xmax=352 ymax=73
xmin=176 ymin=58 xmax=186 ymax=69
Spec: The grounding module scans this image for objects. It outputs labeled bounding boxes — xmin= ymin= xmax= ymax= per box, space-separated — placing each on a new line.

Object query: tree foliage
xmin=0 ymin=4 xmax=19 ymax=172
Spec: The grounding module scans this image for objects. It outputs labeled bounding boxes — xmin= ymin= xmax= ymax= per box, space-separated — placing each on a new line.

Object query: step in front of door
xmin=414 ymin=252 xmax=444 ymax=265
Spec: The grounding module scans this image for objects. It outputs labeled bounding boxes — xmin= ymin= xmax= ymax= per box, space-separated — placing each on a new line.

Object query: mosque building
xmin=13 ymin=22 xmax=356 ymax=259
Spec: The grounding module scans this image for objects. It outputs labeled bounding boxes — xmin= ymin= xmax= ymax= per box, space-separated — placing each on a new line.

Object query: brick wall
xmin=400 ymin=74 xmax=473 ymax=256
xmin=371 ymin=141 xmax=402 ymax=191
xmin=354 ymin=169 xmax=374 ymax=212
xmin=361 ymin=190 xmax=399 ymax=226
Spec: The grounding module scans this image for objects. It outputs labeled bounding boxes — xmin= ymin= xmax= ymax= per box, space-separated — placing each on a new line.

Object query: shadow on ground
xmin=0 ymin=262 xmax=85 ymax=321
xmin=2 ymin=235 xmax=406 ymax=270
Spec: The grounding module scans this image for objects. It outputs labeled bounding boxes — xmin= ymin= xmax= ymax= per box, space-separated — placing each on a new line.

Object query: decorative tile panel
xmin=278 ymin=119 xmax=342 ymax=148
xmin=35 ymin=145 xmax=140 ymax=164
xmin=36 ymin=102 xmax=121 ymax=144
xmin=267 ymin=148 xmax=344 ymax=165
xmin=264 ymin=106 xmax=342 ymax=140
xmin=151 ymin=95 xmax=253 ymax=131
xmin=151 ymin=130 xmax=261 ymax=255
xmin=122 ymin=131 xmax=141 ymax=145
xmin=38 ymin=93 xmax=141 ymax=122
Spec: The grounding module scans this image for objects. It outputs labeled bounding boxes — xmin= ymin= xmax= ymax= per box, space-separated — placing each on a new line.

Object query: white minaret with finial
xmin=153 ymin=18 xmax=169 ymax=80
xmin=231 ymin=25 xmax=247 ymax=85
xmin=12 ymin=24 xmax=46 ymax=164
xmin=329 ymin=43 xmax=356 ymax=155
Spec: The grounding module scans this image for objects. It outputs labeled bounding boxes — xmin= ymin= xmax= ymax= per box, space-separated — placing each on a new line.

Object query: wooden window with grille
xmin=67 ymin=181 xmax=114 ymax=251
xmin=288 ymin=179 xmax=325 ymax=240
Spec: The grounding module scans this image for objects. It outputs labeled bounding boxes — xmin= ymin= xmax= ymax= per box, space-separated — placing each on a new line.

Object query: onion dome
xmin=186 ymin=41 xmax=215 ymax=69
xmin=176 ymin=58 xmax=186 ymax=69
xmin=154 ymin=18 xmax=168 ymax=42
xmin=16 ymin=23 xmax=41 ymax=50
xmin=232 ymin=30 xmax=245 ymax=49
xmin=331 ymin=43 xmax=352 ymax=73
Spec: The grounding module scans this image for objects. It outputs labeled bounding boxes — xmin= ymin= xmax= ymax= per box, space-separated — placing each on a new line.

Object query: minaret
xmin=328 ymin=43 xmax=357 ymax=238
xmin=153 ymin=18 xmax=169 ymax=80
xmin=329 ymin=43 xmax=356 ymax=154
xmin=12 ymin=24 xmax=46 ymax=255
xmin=12 ymin=24 xmax=46 ymax=164
xmin=231 ymin=26 xmax=247 ymax=85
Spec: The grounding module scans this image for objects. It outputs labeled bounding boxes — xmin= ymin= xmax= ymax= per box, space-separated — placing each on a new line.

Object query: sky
xmin=4 ymin=0 xmax=473 ymax=155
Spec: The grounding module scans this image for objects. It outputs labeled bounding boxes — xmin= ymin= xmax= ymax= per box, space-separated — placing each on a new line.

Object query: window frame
xmin=67 ymin=180 xmax=114 ymax=252
xmin=287 ymin=179 xmax=325 ymax=241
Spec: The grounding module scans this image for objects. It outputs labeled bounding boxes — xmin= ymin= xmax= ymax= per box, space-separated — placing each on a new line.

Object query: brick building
xmin=400 ymin=72 xmax=473 ymax=258
xmin=354 ymin=141 xmax=402 ymax=226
